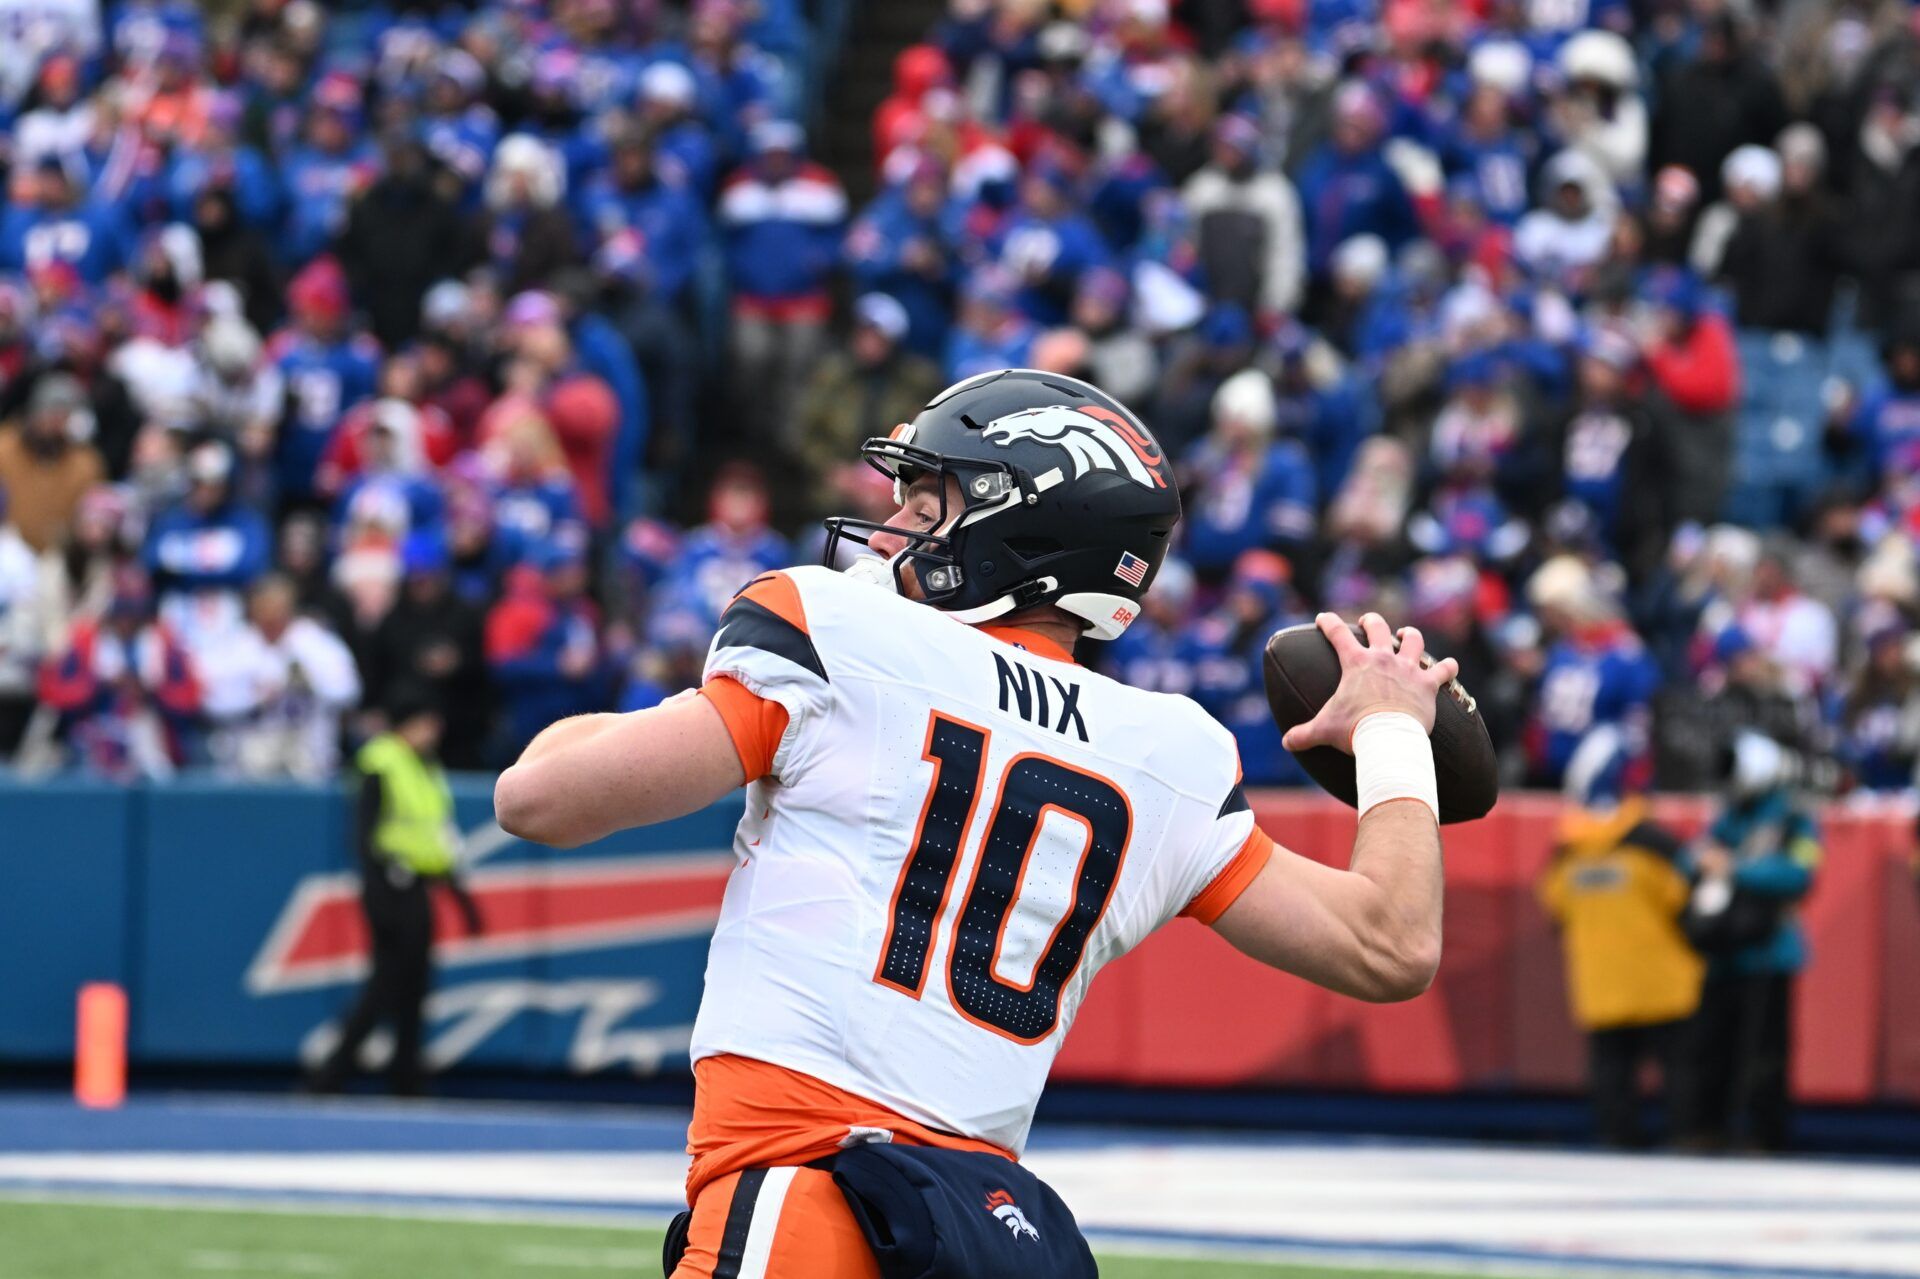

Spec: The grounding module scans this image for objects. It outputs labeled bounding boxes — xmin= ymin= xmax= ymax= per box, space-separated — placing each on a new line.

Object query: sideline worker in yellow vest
xmin=1538 ymin=726 xmax=1704 ymax=1149
xmin=310 ymin=686 xmax=482 ymax=1096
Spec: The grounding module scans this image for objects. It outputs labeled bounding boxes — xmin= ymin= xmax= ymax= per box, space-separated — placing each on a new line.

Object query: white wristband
xmin=1353 ymin=711 xmax=1439 ymax=820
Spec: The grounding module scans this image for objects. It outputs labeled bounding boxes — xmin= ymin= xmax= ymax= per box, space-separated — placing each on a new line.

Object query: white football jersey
xmin=692 ymin=565 xmax=1266 ymax=1154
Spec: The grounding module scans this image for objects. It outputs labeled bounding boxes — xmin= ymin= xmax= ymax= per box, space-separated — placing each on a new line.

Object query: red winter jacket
xmin=1644 ymin=312 xmax=1740 ymax=417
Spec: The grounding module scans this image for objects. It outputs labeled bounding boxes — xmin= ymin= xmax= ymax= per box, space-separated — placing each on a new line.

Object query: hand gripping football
xmin=1262 ymin=620 xmax=1498 ymax=824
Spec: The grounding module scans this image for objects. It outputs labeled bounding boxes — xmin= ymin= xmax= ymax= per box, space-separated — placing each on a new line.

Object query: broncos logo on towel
xmin=984 ymin=1189 xmax=1041 ymax=1242
xmin=981 ymin=405 xmax=1169 ymax=490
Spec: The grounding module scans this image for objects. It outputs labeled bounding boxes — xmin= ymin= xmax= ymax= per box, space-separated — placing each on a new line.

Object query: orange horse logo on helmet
xmin=981 ymin=404 xmax=1169 ymax=490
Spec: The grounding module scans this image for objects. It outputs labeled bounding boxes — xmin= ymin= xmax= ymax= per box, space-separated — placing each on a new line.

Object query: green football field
xmin=2 ymin=1198 xmax=1517 ymax=1279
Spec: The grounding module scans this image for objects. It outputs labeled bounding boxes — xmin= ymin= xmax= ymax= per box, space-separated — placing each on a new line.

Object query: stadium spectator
xmin=481 ymin=135 xmax=579 ymax=298
xmin=662 ymin=464 xmax=789 ymax=630
xmin=1692 ymin=143 xmax=1780 ymax=280
xmin=1521 ymin=330 xmax=1675 ymax=576
xmin=1182 ymin=367 xmax=1316 ymax=577
xmin=948 ymin=267 xmax=1040 ymax=385
xmin=485 ymin=534 xmax=609 ymax=762
xmin=1445 ymin=43 xmax=1537 ymax=231
xmin=1682 ymin=733 xmax=1823 ymax=1153
xmin=871 ymin=44 xmax=951 ymax=173
xmin=337 ymin=131 xmax=475 ymax=352
xmin=190 ymin=186 xmax=282 ymax=336
xmin=1834 ymin=328 xmax=1920 ymax=498
xmin=143 ymin=441 xmax=271 ymax=644
xmin=634 ymin=60 xmax=719 ymax=199
xmin=1524 ymin=555 xmax=1660 ymax=789
xmin=1152 ymin=300 xmax=1256 ymax=458
xmin=331 ymin=399 xmax=448 ymax=541
xmin=1638 ymin=268 xmax=1738 ymax=526
xmin=1539 ymin=727 xmax=1702 ymax=1149
xmin=1514 ymin=151 xmax=1617 ymax=294
xmin=792 ymin=294 xmax=943 ymax=505
xmin=581 ymin=125 xmax=707 ymax=466
xmin=997 ymin=159 xmax=1110 ymax=327
xmin=545 ymin=275 xmax=648 ymax=520
xmin=370 ymin=532 xmax=491 ymax=772
xmin=42 ymin=485 xmax=135 ymax=646
xmin=318 ymin=362 xmax=459 ymax=502
xmin=0 ymin=156 xmax=132 ymax=284
xmin=204 ymin=573 xmax=361 ymax=779
xmin=720 ymin=120 xmax=846 ymax=448
xmin=0 ymin=482 xmax=44 ymax=754
xmin=278 ymin=79 xmax=376 ymax=269
xmin=1180 ymin=113 xmax=1305 ymax=319
xmin=1840 ymin=85 xmax=1920 ymax=332
xmin=1294 ymin=82 xmax=1418 ymax=286
xmin=845 ymin=155 xmax=957 ymax=361
xmin=1064 ymin=266 xmax=1156 ymax=409
xmin=268 ymin=257 xmax=380 ymax=513
xmin=37 ymin=569 xmax=200 ymax=779
xmin=1832 ymin=618 xmax=1920 ymax=793
xmin=1551 ymin=32 xmax=1647 ymax=189
xmin=0 ymin=373 xmax=105 ymax=553
xmin=1650 ymin=13 xmax=1787 ymax=205
xmin=1181 ymin=548 xmax=1305 ymax=787
xmin=1716 ymin=127 xmax=1843 ymax=337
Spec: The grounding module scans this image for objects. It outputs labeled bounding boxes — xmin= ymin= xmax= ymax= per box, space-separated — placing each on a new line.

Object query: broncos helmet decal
xmin=821 ymin=369 xmax=1181 ymax=640
xmin=981 ymin=405 xmax=1168 ymax=489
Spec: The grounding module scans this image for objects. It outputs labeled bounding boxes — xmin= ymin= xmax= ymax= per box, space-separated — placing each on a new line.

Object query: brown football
xmin=1261 ymin=621 xmax=1499 ymax=824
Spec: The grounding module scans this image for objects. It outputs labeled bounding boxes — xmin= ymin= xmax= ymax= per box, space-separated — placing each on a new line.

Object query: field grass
xmin=1 ymin=1198 xmax=1509 ymax=1279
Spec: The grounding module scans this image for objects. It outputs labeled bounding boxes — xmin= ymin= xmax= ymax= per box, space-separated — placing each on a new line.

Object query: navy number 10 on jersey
xmin=873 ymin=711 xmax=1133 ymax=1043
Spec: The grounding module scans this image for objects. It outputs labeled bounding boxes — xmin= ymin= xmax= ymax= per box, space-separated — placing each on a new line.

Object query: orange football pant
xmin=669 ymin=1165 xmax=881 ymax=1279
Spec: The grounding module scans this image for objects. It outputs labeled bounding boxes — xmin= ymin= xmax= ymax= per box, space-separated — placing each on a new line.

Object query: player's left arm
xmin=1209 ymin=803 xmax=1443 ymax=1002
xmin=1207 ymin=613 xmax=1453 ymax=1002
xmin=494 ymin=695 xmax=746 ymax=848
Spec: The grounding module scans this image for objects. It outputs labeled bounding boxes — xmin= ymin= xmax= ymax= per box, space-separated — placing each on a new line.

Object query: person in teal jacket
xmin=1680 ymin=733 xmax=1822 ymax=1151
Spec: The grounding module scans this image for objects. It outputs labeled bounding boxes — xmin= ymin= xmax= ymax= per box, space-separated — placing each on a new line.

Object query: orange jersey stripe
xmin=734 ymin=571 xmax=811 ymax=635
xmin=1181 ymin=825 xmax=1274 ymax=924
xmin=686 ymin=1054 xmax=1013 ymax=1201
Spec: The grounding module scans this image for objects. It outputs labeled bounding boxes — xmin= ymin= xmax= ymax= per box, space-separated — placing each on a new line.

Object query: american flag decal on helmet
xmin=1113 ymin=551 xmax=1149 ymax=587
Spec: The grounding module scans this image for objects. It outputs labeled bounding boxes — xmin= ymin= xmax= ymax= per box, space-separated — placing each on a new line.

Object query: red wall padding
xmin=1054 ymin=793 xmax=1920 ymax=1104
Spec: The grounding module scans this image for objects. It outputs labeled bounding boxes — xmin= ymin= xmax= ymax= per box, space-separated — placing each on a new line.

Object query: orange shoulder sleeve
xmin=1181 ymin=826 xmax=1275 ymax=924
xmin=700 ymin=675 xmax=792 ymax=783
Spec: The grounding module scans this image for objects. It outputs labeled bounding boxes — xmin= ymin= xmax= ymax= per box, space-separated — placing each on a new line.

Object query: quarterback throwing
xmin=496 ymin=370 xmax=1455 ymax=1279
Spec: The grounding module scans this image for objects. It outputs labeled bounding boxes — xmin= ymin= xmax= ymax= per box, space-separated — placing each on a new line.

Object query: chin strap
xmin=944 ymin=576 xmax=1058 ymax=626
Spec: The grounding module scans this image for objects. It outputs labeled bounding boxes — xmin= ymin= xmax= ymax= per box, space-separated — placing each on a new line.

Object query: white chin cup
xmin=842 ymin=555 xmax=900 ymax=592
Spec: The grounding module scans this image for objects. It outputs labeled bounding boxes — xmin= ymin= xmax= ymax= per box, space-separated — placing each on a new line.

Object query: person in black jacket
xmin=1719 ymin=126 xmax=1844 ymax=336
xmin=337 ymin=131 xmax=477 ymax=351
xmin=193 ymin=186 xmax=283 ymax=336
xmin=1840 ymin=86 xmax=1920 ymax=333
xmin=1651 ymin=14 xmax=1788 ymax=203
xmin=369 ymin=532 xmax=492 ymax=770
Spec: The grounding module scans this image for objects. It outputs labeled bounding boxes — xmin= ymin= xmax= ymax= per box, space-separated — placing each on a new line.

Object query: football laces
xmin=1414 ymin=650 xmax=1479 ymax=716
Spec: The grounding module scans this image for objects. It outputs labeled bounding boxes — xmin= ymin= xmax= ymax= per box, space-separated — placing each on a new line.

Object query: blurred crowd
xmin=4 ymin=0 xmax=1920 ymax=794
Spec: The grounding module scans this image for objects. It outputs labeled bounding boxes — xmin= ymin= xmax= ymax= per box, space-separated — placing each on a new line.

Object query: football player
xmin=496 ymin=370 xmax=1456 ymax=1277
